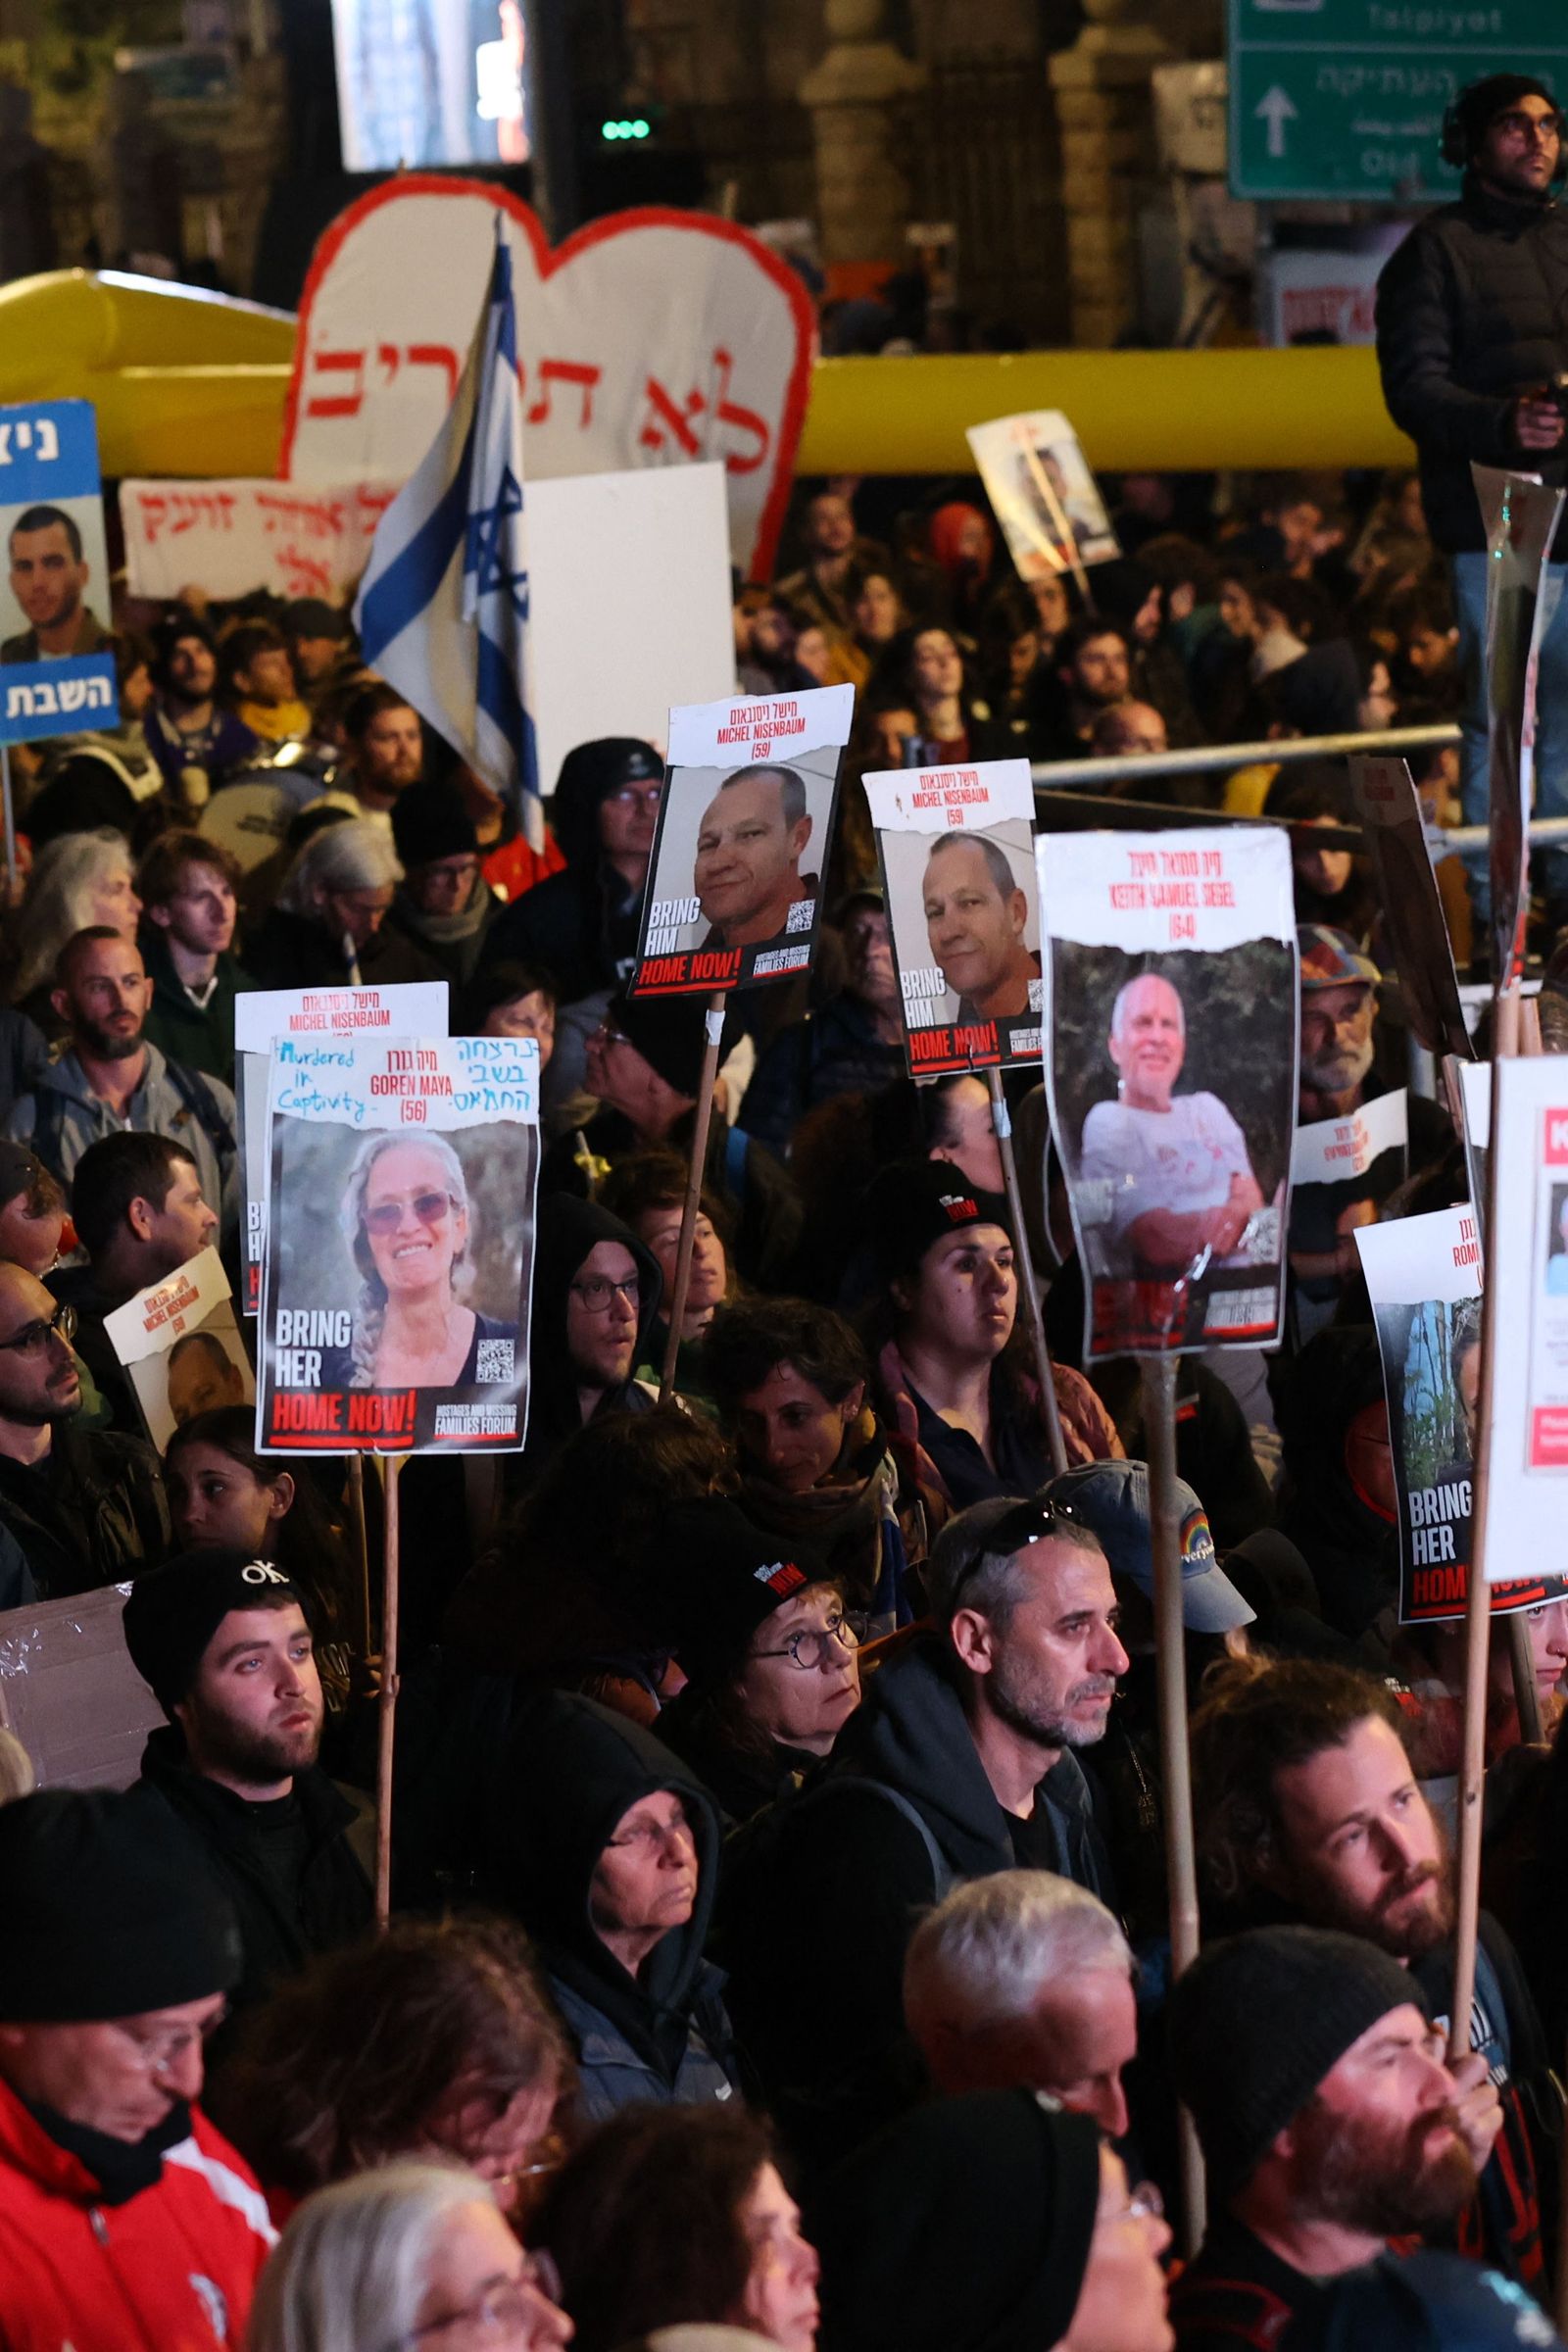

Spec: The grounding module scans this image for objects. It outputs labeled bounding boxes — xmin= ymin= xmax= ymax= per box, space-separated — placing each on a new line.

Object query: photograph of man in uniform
xmin=2 ymin=503 xmax=107 ymax=662
xmin=694 ymin=763 xmax=816 ymax=954
xmin=1079 ymin=970 xmax=1265 ymax=1275
xmin=921 ymin=830 xmax=1040 ymax=1024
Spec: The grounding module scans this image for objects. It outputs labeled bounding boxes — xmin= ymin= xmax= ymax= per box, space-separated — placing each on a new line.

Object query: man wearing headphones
xmin=1375 ymin=74 xmax=1568 ymax=940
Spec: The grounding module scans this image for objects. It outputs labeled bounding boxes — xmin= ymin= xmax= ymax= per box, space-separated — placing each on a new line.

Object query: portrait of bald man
xmin=166 ymin=1329 xmax=249 ymax=1430
xmin=921 ymin=831 xmax=1041 ymax=1027
xmin=694 ymin=763 xmax=816 ymax=953
xmin=1077 ymin=969 xmax=1264 ymax=1276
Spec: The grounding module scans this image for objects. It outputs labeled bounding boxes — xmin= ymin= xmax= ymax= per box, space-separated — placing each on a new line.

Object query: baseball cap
xmin=1040 ymin=1459 xmax=1253 ymax=1635
xmin=1298 ymin=923 xmax=1380 ymax=991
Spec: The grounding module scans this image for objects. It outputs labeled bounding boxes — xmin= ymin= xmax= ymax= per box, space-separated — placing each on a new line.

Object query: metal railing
xmin=1028 ymin=721 xmax=1459 ymax=796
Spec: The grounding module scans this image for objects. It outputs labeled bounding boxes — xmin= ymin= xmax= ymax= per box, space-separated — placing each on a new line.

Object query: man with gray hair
xmin=903 ymin=1870 xmax=1136 ymax=2138
xmin=720 ymin=1493 xmax=1128 ymax=2169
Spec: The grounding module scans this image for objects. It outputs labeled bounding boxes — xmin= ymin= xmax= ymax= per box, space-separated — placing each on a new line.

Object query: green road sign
xmin=1227 ymin=0 xmax=1568 ymax=201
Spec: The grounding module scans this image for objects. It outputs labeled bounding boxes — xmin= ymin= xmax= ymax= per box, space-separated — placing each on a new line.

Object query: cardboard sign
xmin=966 ymin=410 xmax=1119 ymax=584
xmin=1472 ymin=466 xmax=1565 ymax=979
xmin=280 ymin=179 xmax=813 ymax=578
xmin=1485 ymin=1061 xmax=1568 ymax=1556
xmin=630 ymin=684 xmax=852 ymax=1000
xmin=865 ymin=759 xmax=1042 ymax=1075
xmin=121 ymin=476 xmax=398 ymax=604
xmin=1039 ymin=825 xmax=1297 ymax=1359
xmin=0 ymin=400 xmax=117 ymax=747
xmin=257 ymin=1032 xmax=538 ymax=1454
xmin=1357 ymin=1206 xmax=1561 ymax=1623
xmin=1349 ymin=755 xmax=1473 ymax=1063
xmin=0 ymin=1584 xmax=163 ymax=1790
xmin=1289 ymin=1088 xmax=1408 ymax=1343
xmin=103 ymin=1247 xmax=253 ymax=1453
xmin=236 ymin=984 xmax=450 ymax=1315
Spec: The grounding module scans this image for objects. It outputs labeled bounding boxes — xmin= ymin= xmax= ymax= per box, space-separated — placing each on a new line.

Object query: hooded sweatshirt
xmin=718 ymin=1633 xmax=1113 ymax=2169
xmin=519 ymin=1196 xmax=663 ymax=1477
xmin=4 ymin=1041 xmax=238 ymax=1240
xmin=490 ymin=1690 xmax=739 ymax=2122
xmin=481 ymin=745 xmax=650 ymax=1004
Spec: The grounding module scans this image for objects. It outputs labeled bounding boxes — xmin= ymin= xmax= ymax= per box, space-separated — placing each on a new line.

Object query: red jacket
xmin=0 ymin=2074 xmax=274 ymax=2351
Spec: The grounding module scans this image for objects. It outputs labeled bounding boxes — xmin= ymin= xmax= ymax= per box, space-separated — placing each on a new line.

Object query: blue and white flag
xmin=355 ymin=220 xmax=541 ymax=845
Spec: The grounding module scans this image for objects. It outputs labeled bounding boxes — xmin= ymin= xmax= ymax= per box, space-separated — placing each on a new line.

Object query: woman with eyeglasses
xmin=249 ymin=2160 xmax=574 ymax=2352
xmin=488 ymin=1690 xmax=740 ymax=2124
xmin=655 ymin=1495 xmax=864 ymax=1828
xmin=321 ymin=1133 xmax=517 ymax=1394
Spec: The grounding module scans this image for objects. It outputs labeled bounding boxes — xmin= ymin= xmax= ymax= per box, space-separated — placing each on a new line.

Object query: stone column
xmin=1050 ymin=0 xmax=1169 ymax=347
xmin=800 ymin=0 xmax=926 ymax=270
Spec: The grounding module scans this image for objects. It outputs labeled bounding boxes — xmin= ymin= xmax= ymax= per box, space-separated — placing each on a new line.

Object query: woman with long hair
xmin=8 ymin=826 xmax=141 ymax=1020
xmin=328 ymin=1130 xmax=517 ymax=1392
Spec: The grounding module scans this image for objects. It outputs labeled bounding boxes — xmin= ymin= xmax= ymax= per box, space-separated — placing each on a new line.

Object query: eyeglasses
xmin=365 ymin=1190 xmax=458 ymax=1237
xmin=946 ymin=1496 xmax=1080 ymax=1614
xmin=591 ymin=1021 xmax=634 ymax=1053
xmin=0 ymin=1300 xmax=76 ymax=1355
xmin=400 ymin=2257 xmax=562 ymax=2347
xmin=1494 ymin=109 xmax=1562 ymax=144
xmin=1105 ymin=2181 xmax=1165 ymax=2227
xmin=569 ymin=1273 xmax=641 ymax=1313
xmin=752 ymin=1609 xmax=868 ymax=1671
xmin=113 ymin=2003 xmax=228 ymax=2077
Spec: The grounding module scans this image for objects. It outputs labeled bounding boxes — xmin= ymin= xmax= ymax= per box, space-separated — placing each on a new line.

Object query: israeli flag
xmin=355 ymin=218 xmax=541 ymax=845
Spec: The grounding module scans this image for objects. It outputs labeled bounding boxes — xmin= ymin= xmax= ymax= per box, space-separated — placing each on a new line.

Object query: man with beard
xmin=144 ymin=617 xmax=258 ymax=795
xmin=341 ymin=682 xmax=424 ymax=814
xmin=124 ymin=1549 xmax=371 ymax=2026
xmin=1191 ymin=1656 xmax=1553 ymax=2290
xmin=720 ymin=1493 xmax=1127 ymax=2170
xmin=1080 ymin=970 xmax=1265 ymax=1277
xmin=921 ymin=832 xmax=1041 ymax=1029
xmin=4 ymin=929 xmax=237 ymax=1237
xmin=1168 ymin=1925 xmax=1500 ymax=2347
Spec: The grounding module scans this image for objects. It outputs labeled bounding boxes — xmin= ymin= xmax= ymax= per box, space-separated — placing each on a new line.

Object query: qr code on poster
xmin=786 ymin=897 xmax=816 ymax=934
xmin=476 ymin=1339 xmax=515 ymax=1384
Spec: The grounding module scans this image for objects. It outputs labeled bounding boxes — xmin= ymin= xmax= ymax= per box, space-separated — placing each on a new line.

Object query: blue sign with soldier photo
xmin=0 ymin=399 xmax=117 ymax=747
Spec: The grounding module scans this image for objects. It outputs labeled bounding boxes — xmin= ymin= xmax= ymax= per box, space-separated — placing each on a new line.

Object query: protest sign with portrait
xmin=630 ymin=683 xmax=852 ymax=998
xmin=257 ymin=1032 xmax=538 ymax=1454
xmin=1039 ymin=825 xmax=1297 ymax=1359
xmin=865 ymin=758 xmax=1042 ymax=1075
xmin=966 ymin=410 xmax=1119 ymax=585
xmin=103 ymin=1247 xmax=253 ymax=1455
xmin=234 ymin=982 xmax=450 ymax=1311
xmin=1484 ymin=1059 xmax=1568 ymax=1572
xmin=1356 ymin=1205 xmax=1562 ymax=1623
xmin=0 ymin=400 xmax=117 ymax=747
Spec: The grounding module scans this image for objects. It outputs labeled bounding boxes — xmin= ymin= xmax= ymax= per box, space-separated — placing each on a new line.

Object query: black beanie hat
xmin=1169 ymin=1926 xmax=1425 ymax=2195
xmin=391 ymin=781 xmax=479 ymax=869
xmin=0 ymin=1789 xmax=242 ymax=2020
xmin=808 ymin=2090 xmax=1102 ymax=2352
xmin=1457 ymin=73 xmax=1560 ymax=155
xmin=665 ymin=1495 xmax=827 ymax=1688
xmin=608 ymin=989 xmax=711 ymax=1102
xmin=866 ymin=1158 xmax=1012 ymax=1287
xmin=122 ymin=1548 xmax=302 ymax=1716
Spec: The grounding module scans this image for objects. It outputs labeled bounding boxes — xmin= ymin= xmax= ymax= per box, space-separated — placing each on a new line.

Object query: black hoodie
xmin=480 ymin=740 xmax=656 ymax=1003
xmin=717 ymin=1633 xmax=1114 ymax=2171
xmin=489 ymin=1690 xmax=738 ymax=2121
xmin=520 ymin=1196 xmax=663 ymax=1476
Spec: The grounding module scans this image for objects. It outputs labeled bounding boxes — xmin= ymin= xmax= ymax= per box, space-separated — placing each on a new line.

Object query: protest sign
xmin=102 ymin=1247 xmax=253 ymax=1454
xmin=1348 ymin=755 xmax=1472 ymax=1063
xmin=121 ymin=477 xmax=398 ymax=604
xmin=0 ymin=400 xmax=117 ymax=749
xmin=257 ymin=1032 xmax=537 ymax=1456
xmin=0 ymin=1584 xmax=163 ymax=1791
xmin=1288 ymin=1088 xmax=1408 ymax=1345
xmin=1356 ymin=1205 xmax=1564 ymax=1623
xmin=966 ymin=410 xmax=1119 ymax=588
xmin=1039 ymin=825 xmax=1297 ymax=1358
xmin=865 ymin=759 xmax=1042 ymax=1075
xmin=281 ymin=179 xmax=813 ymax=577
xmin=1483 ymin=1057 xmax=1568 ymax=1561
xmin=1472 ymin=466 xmax=1565 ymax=980
xmin=235 ymin=983 xmax=450 ymax=1313
xmin=631 ymin=684 xmax=852 ymax=1000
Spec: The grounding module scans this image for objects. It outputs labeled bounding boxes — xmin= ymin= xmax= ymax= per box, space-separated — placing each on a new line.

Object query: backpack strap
xmin=163 ymin=1058 xmax=236 ymax=1162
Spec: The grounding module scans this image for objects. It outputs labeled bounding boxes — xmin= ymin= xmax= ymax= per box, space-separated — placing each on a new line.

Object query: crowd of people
xmin=2 ymin=66 xmax=1568 ymax=2352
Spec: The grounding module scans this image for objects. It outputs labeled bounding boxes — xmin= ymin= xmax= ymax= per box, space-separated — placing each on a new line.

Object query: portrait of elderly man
xmin=921 ymin=832 xmax=1040 ymax=1026
xmin=1077 ymin=969 xmax=1264 ymax=1276
xmin=694 ymin=763 xmax=816 ymax=954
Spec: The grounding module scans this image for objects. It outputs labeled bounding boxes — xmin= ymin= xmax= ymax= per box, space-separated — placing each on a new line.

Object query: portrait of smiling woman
xmin=326 ymin=1132 xmax=519 ymax=1392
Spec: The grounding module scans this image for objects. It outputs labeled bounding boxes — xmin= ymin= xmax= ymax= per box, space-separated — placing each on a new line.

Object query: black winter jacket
xmin=0 ymin=1419 xmax=170 ymax=1598
xmin=1376 ymin=178 xmax=1568 ymax=554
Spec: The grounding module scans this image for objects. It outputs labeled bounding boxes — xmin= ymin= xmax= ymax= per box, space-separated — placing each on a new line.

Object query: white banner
xmin=1487 ymin=1059 xmax=1568 ymax=1552
xmin=280 ymin=182 xmax=813 ymax=578
xmin=120 ymin=477 xmax=397 ymax=604
xmin=1291 ymin=1088 xmax=1408 ymax=1185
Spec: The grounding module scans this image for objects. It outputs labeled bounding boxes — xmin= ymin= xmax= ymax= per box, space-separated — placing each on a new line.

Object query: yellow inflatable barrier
xmin=0 ymin=268 xmax=1417 ymax=481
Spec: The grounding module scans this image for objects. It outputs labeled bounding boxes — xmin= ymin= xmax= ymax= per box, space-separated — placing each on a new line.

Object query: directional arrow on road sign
xmin=1254 ymin=83 xmax=1298 ymax=158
